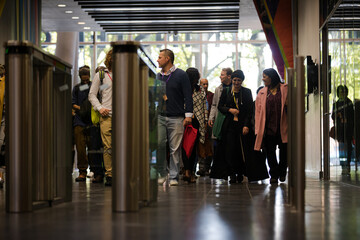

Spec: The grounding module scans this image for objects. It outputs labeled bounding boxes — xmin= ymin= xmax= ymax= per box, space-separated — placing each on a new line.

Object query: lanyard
xmin=162 ymin=73 xmax=172 ymax=83
xmin=107 ymin=72 xmax=112 ymax=81
xmin=233 ymin=93 xmax=239 ymax=110
xmin=233 ymin=90 xmax=242 ymax=109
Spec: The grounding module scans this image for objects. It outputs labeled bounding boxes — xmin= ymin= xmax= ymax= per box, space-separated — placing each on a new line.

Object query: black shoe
xmin=75 ymin=173 xmax=87 ymax=182
xmin=270 ymin=178 xmax=278 ymax=184
xmin=229 ymin=175 xmax=237 ymax=184
xmin=196 ymin=170 xmax=206 ymax=177
xmin=279 ymin=176 xmax=286 ymax=182
xmin=105 ymin=177 xmax=112 ymax=186
xmin=92 ymin=175 xmax=104 ymax=183
xmin=237 ymin=175 xmax=244 ymax=183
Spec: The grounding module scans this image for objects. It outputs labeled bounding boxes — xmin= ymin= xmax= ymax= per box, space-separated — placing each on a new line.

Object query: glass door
xmin=329 ymin=30 xmax=360 ymax=184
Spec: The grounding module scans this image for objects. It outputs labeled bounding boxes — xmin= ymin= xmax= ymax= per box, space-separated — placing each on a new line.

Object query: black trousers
xmin=85 ymin=125 xmax=105 ymax=177
xmin=223 ymin=122 xmax=245 ymax=176
xmin=263 ymin=134 xmax=287 ymax=179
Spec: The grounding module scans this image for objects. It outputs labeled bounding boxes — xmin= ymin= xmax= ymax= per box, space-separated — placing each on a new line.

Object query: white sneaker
xmin=169 ymin=179 xmax=179 ymax=186
xmin=158 ymin=177 xmax=166 ymax=185
xmin=87 ymin=172 xmax=94 ymax=178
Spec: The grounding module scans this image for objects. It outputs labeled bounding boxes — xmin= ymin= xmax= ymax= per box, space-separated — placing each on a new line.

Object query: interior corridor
xmin=1 ymin=174 xmax=359 ymax=239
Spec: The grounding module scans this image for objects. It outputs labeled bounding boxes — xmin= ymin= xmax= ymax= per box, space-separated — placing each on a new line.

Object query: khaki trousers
xmin=100 ymin=116 xmax=112 ymax=177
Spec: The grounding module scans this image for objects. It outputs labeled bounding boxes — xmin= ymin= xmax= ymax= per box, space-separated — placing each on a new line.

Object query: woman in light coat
xmin=254 ymin=68 xmax=288 ymax=184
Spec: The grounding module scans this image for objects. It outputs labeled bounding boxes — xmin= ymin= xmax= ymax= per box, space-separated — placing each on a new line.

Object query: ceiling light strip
xmin=98 ymin=19 xmax=238 ymax=24
xmin=84 ymin=6 xmax=239 ymax=12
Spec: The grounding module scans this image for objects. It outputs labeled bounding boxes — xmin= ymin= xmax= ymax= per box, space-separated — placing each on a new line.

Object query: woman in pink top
xmin=254 ymin=68 xmax=288 ymax=184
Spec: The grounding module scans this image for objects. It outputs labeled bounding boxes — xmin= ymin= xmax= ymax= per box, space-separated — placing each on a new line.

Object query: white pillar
xmin=55 ymin=32 xmax=79 ymax=87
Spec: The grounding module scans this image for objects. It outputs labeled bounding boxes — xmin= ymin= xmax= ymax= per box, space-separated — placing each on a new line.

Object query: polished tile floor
xmin=1 ymin=174 xmax=360 ymax=240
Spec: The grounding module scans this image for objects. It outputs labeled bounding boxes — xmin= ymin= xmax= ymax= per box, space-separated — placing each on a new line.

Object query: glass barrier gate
xmin=5 ymin=41 xmax=73 ymax=213
xmin=112 ymin=41 xmax=157 ymax=212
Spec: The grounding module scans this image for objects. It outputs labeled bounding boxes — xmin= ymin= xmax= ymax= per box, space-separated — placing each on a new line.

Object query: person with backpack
xmin=72 ymin=65 xmax=99 ymax=182
xmin=89 ymin=50 xmax=113 ymax=186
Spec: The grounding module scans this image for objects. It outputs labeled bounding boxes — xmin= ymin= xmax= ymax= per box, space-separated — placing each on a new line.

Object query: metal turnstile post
xmin=112 ymin=41 xmax=141 ymax=212
xmin=288 ymin=56 xmax=305 ymax=211
xmin=33 ymin=66 xmax=54 ymax=203
xmin=139 ymin=63 xmax=150 ymax=204
xmin=5 ymin=42 xmax=34 ymax=212
xmin=5 ymin=41 xmax=72 ymax=212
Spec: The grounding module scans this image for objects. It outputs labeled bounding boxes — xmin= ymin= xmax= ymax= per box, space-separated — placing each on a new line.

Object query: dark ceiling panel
xmin=74 ymin=0 xmax=240 ymax=32
xmin=328 ymin=0 xmax=360 ymax=30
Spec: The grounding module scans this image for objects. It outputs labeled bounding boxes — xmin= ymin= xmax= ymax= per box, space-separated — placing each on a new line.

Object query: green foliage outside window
xmin=41 ymin=29 xmax=274 ymax=95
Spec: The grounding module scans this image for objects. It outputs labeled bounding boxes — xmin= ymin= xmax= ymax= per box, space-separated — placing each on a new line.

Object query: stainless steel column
xmin=5 ymin=41 xmax=34 ymax=212
xmin=112 ymin=41 xmax=140 ymax=212
xmin=139 ymin=63 xmax=150 ymax=204
xmin=288 ymin=56 xmax=305 ymax=211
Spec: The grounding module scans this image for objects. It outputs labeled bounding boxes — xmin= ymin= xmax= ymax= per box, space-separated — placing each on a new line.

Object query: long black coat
xmin=209 ymin=87 xmax=253 ymax=179
xmin=218 ymin=86 xmax=253 ymax=133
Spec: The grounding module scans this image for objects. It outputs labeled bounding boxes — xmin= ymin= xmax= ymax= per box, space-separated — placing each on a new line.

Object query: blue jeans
xmin=156 ymin=115 xmax=184 ymax=180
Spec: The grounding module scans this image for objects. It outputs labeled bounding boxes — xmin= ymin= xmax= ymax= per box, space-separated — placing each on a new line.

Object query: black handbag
xmin=246 ymin=150 xmax=269 ymax=182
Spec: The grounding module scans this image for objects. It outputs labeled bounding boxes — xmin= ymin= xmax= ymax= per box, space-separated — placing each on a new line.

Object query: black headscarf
xmin=231 ymin=70 xmax=245 ymax=81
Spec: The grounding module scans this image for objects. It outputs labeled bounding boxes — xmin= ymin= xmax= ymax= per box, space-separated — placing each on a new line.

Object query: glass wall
xmin=41 ymin=30 xmax=274 ymax=94
xmin=41 ymin=30 xmax=277 ymax=182
xmin=328 ymin=30 xmax=360 ymax=181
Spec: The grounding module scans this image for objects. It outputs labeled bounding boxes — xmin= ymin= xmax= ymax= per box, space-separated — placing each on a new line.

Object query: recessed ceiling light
xmin=72 ymin=16 xmax=79 ymax=20
xmin=78 ymin=22 xmax=86 ymax=25
xmin=65 ymin=11 xmax=73 ymax=14
xmin=57 ymin=4 xmax=66 ymax=8
xmin=84 ymin=27 xmax=91 ymax=30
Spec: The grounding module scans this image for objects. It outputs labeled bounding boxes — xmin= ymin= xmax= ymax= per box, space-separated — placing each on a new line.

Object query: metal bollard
xmin=294 ymin=56 xmax=305 ymax=212
xmin=287 ymin=56 xmax=305 ymax=212
xmin=112 ymin=41 xmax=141 ymax=212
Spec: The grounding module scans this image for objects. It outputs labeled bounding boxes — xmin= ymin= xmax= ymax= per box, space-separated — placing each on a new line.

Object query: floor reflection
xmin=0 ymin=176 xmax=359 ymax=239
xmin=194 ymin=206 xmax=233 ymax=240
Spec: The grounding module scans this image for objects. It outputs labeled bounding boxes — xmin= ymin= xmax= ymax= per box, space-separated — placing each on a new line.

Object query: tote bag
xmin=212 ymin=87 xmax=229 ymax=140
xmin=182 ymin=125 xmax=198 ymax=158
xmin=212 ymin=112 xmax=226 ymax=139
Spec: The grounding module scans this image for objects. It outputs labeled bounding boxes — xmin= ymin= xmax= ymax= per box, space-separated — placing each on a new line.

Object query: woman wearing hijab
xmin=254 ymin=68 xmax=288 ymax=184
xmin=211 ymin=70 xmax=253 ymax=183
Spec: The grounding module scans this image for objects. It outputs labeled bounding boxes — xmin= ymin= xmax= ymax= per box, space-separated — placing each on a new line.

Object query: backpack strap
xmin=99 ymin=70 xmax=105 ymax=85
xmin=97 ymin=70 xmax=105 ymax=103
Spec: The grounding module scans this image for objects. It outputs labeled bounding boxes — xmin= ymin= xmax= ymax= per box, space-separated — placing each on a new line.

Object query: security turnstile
xmin=112 ymin=41 xmax=154 ymax=212
xmin=5 ymin=41 xmax=72 ymax=213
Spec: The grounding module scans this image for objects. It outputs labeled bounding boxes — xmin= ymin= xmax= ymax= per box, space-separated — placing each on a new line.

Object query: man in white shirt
xmin=88 ymin=49 xmax=113 ymax=186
